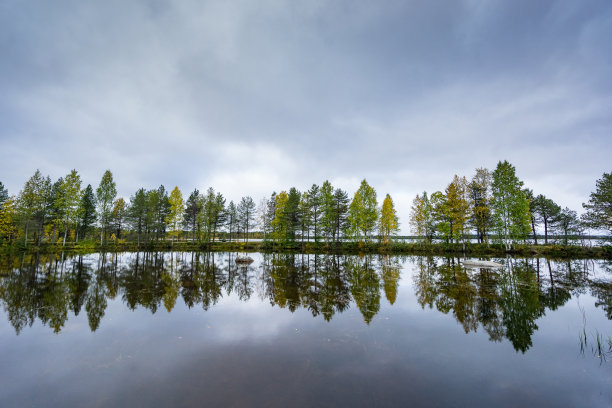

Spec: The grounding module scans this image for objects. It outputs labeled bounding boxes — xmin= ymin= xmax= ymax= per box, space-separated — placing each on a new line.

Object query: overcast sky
xmin=1 ymin=0 xmax=611 ymax=232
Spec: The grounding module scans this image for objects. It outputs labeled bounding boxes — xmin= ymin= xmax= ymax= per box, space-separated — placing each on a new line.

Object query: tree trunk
xmin=63 ymin=224 xmax=68 ymax=247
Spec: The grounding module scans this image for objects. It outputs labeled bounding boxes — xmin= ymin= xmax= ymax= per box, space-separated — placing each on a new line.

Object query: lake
xmin=0 ymin=252 xmax=611 ymax=407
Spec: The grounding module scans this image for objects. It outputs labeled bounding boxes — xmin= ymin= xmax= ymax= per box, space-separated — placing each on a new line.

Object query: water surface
xmin=0 ymin=252 xmax=611 ymax=407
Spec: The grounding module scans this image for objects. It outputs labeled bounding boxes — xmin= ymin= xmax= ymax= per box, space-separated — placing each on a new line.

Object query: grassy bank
xmin=1 ymin=240 xmax=611 ymax=259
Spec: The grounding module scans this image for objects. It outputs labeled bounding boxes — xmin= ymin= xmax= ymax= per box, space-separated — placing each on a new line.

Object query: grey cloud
xmin=1 ymin=0 xmax=611 ymax=232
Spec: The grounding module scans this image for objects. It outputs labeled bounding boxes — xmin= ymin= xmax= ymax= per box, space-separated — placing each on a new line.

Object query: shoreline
xmin=1 ymin=241 xmax=610 ymax=260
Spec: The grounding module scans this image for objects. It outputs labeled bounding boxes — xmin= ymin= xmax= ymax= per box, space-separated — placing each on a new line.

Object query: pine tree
xmin=533 ymin=194 xmax=561 ymax=244
xmin=582 ymin=172 xmax=612 ymax=235
xmin=128 ymin=188 xmax=147 ymax=245
xmin=78 ymin=184 xmax=97 ymax=240
xmin=0 ymin=181 xmax=8 ymax=206
xmin=183 ymin=189 xmax=201 ymax=241
xmin=319 ymin=181 xmax=335 ymax=242
xmin=237 ymin=196 xmax=256 ymax=243
xmin=331 ymin=188 xmax=349 ymax=243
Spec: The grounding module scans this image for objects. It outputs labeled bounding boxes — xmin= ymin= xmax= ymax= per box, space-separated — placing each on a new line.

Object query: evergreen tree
xmin=533 ymin=194 xmax=561 ymax=245
xmin=582 ymin=172 xmax=612 ymax=235
xmin=128 ymin=188 xmax=147 ymax=245
xmin=319 ymin=181 xmax=335 ymax=242
xmin=237 ymin=196 xmax=256 ymax=243
xmin=154 ymin=185 xmax=171 ymax=240
xmin=96 ymin=170 xmax=117 ymax=244
xmin=183 ymin=189 xmax=201 ymax=241
xmin=0 ymin=181 xmax=8 ymax=206
xmin=78 ymin=184 xmax=97 ymax=240
xmin=226 ymin=200 xmax=238 ymax=242
xmin=331 ymin=188 xmax=350 ymax=243
xmin=306 ymin=184 xmax=321 ymax=242
xmin=557 ymin=207 xmax=579 ymax=245
xmin=491 ymin=161 xmax=531 ymax=250
xmin=285 ymin=187 xmax=301 ymax=242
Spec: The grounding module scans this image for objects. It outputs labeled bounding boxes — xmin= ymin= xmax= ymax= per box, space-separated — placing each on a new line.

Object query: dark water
xmin=0 ymin=252 xmax=611 ymax=407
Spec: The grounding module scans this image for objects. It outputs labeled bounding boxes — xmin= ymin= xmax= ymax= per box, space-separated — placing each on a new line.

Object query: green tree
xmin=319 ymin=181 xmax=335 ymax=242
xmin=96 ymin=170 xmax=117 ymax=244
xmin=378 ymin=194 xmax=399 ymax=244
xmin=0 ymin=196 xmax=17 ymax=243
xmin=523 ymin=189 xmax=538 ymax=245
xmin=128 ymin=188 xmax=147 ymax=246
xmin=532 ymin=194 xmax=561 ymax=245
xmin=285 ymin=187 xmax=301 ymax=243
xmin=57 ymin=170 xmax=82 ymax=246
xmin=237 ymin=196 xmax=256 ymax=243
xmin=78 ymin=184 xmax=97 ymax=240
xmin=112 ymin=198 xmax=127 ymax=240
xmin=18 ymin=170 xmax=52 ymax=247
xmin=331 ymin=188 xmax=349 ymax=244
xmin=347 ymin=179 xmax=378 ymax=241
xmin=0 ymin=181 xmax=8 ymax=206
xmin=271 ymin=191 xmax=289 ymax=243
xmin=557 ymin=207 xmax=579 ymax=245
xmin=226 ymin=200 xmax=238 ymax=242
xmin=445 ymin=175 xmax=470 ymax=244
xmin=166 ymin=187 xmax=184 ymax=242
xmin=491 ymin=161 xmax=531 ymax=250
xmin=409 ymin=192 xmax=435 ymax=242
xmin=151 ymin=185 xmax=170 ymax=241
xmin=582 ymin=172 xmax=612 ymax=235
xmin=306 ymin=184 xmax=321 ymax=242
xmin=470 ymin=168 xmax=492 ymax=243
xmin=430 ymin=191 xmax=450 ymax=242
xmin=183 ymin=189 xmax=201 ymax=241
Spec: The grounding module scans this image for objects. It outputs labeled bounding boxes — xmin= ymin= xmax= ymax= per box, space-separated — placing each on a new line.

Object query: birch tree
xmin=96 ymin=170 xmax=117 ymax=244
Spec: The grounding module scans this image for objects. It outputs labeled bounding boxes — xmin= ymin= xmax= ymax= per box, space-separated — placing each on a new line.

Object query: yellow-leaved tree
xmin=0 ymin=196 xmax=17 ymax=243
xmin=166 ymin=186 xmax=184 ymax=243
xmin=378 ymin=194 xmax=399 ymax=244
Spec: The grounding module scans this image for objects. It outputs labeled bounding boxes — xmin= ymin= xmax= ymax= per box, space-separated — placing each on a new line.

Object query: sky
xmin=1 ymin=0 xmax=611 ymax=233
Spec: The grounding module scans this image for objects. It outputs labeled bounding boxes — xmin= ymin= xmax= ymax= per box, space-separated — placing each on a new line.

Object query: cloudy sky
xmin=1 ymin=0 xmax=611 ymax=232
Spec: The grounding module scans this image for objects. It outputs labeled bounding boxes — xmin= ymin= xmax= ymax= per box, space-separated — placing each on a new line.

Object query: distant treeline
xmin=0 ymin=161 xmax=610 ymax=251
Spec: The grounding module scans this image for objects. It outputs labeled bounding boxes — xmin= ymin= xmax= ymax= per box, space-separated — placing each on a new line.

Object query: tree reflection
xmin=0 ymin=251 xmax=609 ymax=353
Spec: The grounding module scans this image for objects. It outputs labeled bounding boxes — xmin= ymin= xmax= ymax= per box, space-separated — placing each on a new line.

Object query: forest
xmin=0 ymin=161 xmax=610 ymax=254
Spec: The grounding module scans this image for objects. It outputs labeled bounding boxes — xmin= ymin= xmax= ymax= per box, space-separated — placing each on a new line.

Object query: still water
xmin=0 ymin=252 xmax=611 ymax=407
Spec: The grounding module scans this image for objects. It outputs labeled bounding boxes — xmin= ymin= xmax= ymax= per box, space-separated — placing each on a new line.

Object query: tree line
xmin=0 ymin=170 xmax=400 ymax=247
xmin=0 ymin=161 xmax=609 ymax=249
xmin=409 ymin=161 xmax=611 ymax=248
